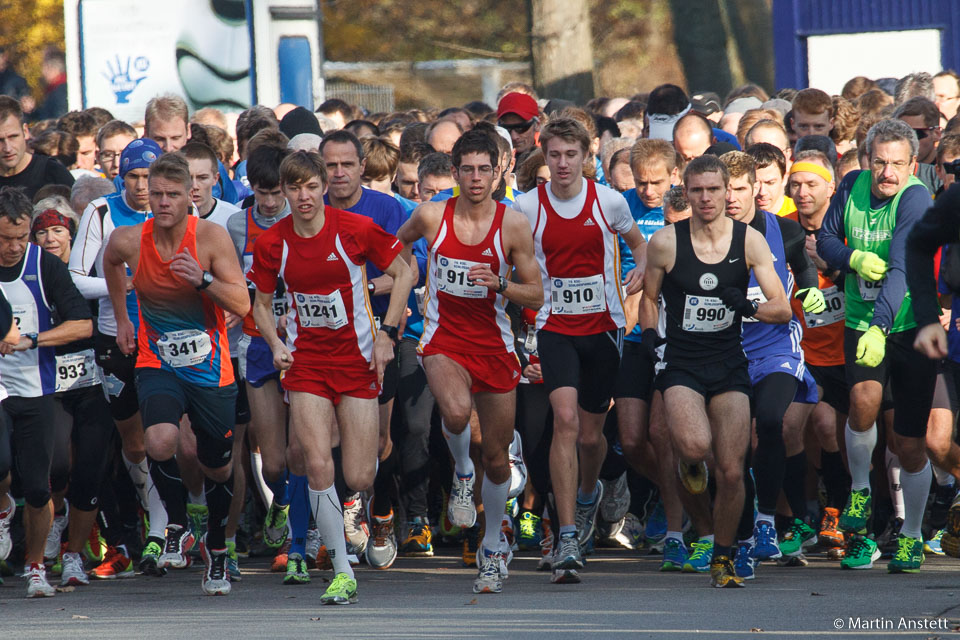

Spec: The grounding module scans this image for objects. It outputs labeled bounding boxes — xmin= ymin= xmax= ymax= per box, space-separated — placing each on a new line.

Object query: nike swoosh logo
xmin=728 ymin=258 xmax=740 ymax=263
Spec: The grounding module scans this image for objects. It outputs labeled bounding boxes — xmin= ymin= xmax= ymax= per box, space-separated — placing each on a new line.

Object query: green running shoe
xmin=887 ymin=534 xmax=924 ymax=573
xmin=779 ymin=518 xmax=817 ymax=557
xmin=139 ymin=537 xmax=165 ymax=576
xmin=263 ymin=501 xmax=290 ymax=549
xmin=283 ymin=552 xmax=310 ymax=585
xmin=839 ymin=488 xmax=871 ymax=534
xmin=225 ymin=541 xmax=241 ymax=582
xmin=320 ymin=572 xmax=358 ymax=605
xmin=841 ymin=535 xmax=880 ymax=570
xmin=682 ymin=537 xmax=713 ymax=573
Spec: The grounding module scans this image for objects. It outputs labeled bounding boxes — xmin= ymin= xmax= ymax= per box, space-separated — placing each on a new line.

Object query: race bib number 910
xmin=682 ymin=295 xmax=734 ymax=332
xmin=157 ymin=329 xmax=213 ymax=368
xmin=551 ymin=274 xmax=606 ymax=315
xmin=295 ymin=291 xmax=348 ymax=330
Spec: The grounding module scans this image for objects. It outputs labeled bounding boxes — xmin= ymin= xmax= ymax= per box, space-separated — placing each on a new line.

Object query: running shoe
xmin=924 ymin=529 xmax=946 ymax=556
xmin=818 ymin=507 xmax=844 ymax=548
xmin=498 ymin=530 xmax=514 ymax=579
xmin=0 ymin=496 xmax=15 ymax=561
xmin=92 ymin=545 xmax=134 ymax=579
xmin=263 ymin=500 xmax=289 ymax=549
xmin=320 ymin=572 xmax=358 ymax=605
xmin=473 ymin=545 xmax=503 ymax=594
xmin=887 ymin=534 xmax=924 ymax=573
xmin=943 ymin=491 xmax=960 ymax=558
xmin=271 ymin=539 xmax=291 ymax=572
xmin=45 ymin=503 xmax=69 ymax=562
xmin=711 ymin=554 xmax=744 ymax=588
xmin=615 ymin=512 xmax=645 ymax=550
xmin=501 ymin=514 xmax=516 ymax=552
xmin=49 ymin=543 xmax=63 ymax=576
xmin=448 ymin=471 xmax=478 ymax=528
xmin=200 ymin=536 xmax=231 ymax=596
xmin=752 ymin=521 xmax=782 ymax=560
xmin=438 ymin=488 xmax=462 ymax=539
xmin=734 ymin=540 xmax=755 ymax=580
xmin=682 ymin=537 xmax=714 ymax=573
xmin=839 ymin=487 xmax=872 ymax=534
xmin=187 ymin=503 xmax=208 ymax=553
xmin=225 ymin=540 xmax=241 ymax=581
xmin=929 ymin=482 xmax=956 ymax=531
xmin=83 ymin=522 xmax=106 ymax=564
xmin=508 ymin=431 xmax=527 ymax=500
xmin=678 ymin=461 xmax=709 ymax=495
xmin=60 ymin=551 xmax=89 ymax=586
xmin=575 ymin=480 xmax=604 ymax=550
xmin=876 ymin=516 xmax=903 ymax=559
xmin=159 ymin=525 xmax=195 ymax=570
xmin=399 ymin=517 xmax=433 ymax=557
xmin=599 ymin=473 xmax=630 ymax=524
xmin=366 ymin=511 xmax=398 ymax=569
xmin=538 ymin=519 xmax=554 ymax=571
xmin=840 ymin=535 xmax=880 ymax=569
xmin=779 ymin=518 xmax=817 ymax=557
xmin=313 ymin=545 xmax=332 ymax=571
xmin=343 ymin=494 xmax=369 ymax=556
xmin=660 ymin=537 xmax=688 ymax=572
xmin=305 ymin=528 xmax=322 ymax=568
xmin=283 ymin=552 xmax=310 ymax=585
xmin=517 ymin=511 xmax=543 ymax=551
xmin=139 ymin=536 xmax=165 ymax=576
xmin=551 ymin=533 xmax=582 ymax=584
xmin=462 ymin=524 xmax=479 ymax=567
xmin=645 ymin=499 xmax=667 ymax=552
xmin=24 ymin=563 xmax=55 ymax=598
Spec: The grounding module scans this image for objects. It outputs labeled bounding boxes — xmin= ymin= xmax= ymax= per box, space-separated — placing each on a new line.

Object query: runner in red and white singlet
xmin=398 ymin=129 xmax=542 ymax=595
xmin=512 ymin=118 xmax=647 ymax=584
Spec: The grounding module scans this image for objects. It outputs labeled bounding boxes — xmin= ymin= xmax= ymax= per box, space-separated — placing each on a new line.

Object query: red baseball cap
xmin=497 ymin=92 xmax=539 ymax=121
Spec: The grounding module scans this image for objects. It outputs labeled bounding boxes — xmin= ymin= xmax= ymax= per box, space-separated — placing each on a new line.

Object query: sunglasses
xmin=913 ymin=127 xmax=939 ymax=140
xmin=498 ymin=118 xmax=537 ymax=133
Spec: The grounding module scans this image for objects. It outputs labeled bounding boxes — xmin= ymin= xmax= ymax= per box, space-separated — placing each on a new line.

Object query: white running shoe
xmin=599 ymin=473 xmax=630 ymax=524
xmin=45 ymin=503 xmax=70 ymax=561
xmin=305 ymin=528 xmax=321 ymax=564
xmin=343 ymin=494 xmax=369 ymax=555
xmin=508 ymin=431 xmax=527 ymax=499
xmin=448 ymin=472 xmax=477 ymax=528
xmin=60 ymin=551 xmax=89 ymax=586
xmin=472 ymin=546 xmax=503 ymax=594
xmin=498 ymin=531 xmax=514 ymax=579
xmin=200 ymin=536 xmax=231 ymax=596
xmin=0 ymin=494 xmax=15 ymax=561
xmin=25 ymin=564 xmax=55 ymax=598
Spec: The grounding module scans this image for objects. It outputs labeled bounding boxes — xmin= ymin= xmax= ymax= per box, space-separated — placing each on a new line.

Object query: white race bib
xmin=550 ymin=274 xmax=606 ymax=315
xmin=741 ymin=286 xmax=768 ymax=324
xmin=11 ymin=303 xmax=37 ymax=335
xmin=436 ymin=256 xmax=488 ymax=299
xmin=805 ymin=286 xmax=845 ymax=327
xmin=414 ymin=286 xmax=426 ymax=315
xmin=294 ymin=291 xmax=348 ymax=330
xmin=157 ymin=329 xmax=212 ymax=368
xmin=272 ymin=295 xmax=289 ymax=322
xmin=857 ymin=276 xmax=883 ymax=302
xmin=55 ymin=349 xmax=100 ymax=393
xmin=682 ymin=295 xmax=734 ymax=332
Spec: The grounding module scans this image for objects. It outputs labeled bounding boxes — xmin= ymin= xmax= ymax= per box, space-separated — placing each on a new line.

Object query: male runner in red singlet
xmin=397 ymin=129 xmax=543 ymax=595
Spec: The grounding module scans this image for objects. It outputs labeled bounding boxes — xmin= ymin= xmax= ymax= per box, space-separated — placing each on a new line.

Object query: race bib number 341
xmin=295 ymin=291 xmax=348 ymax=330
xmin=682 ymin=295 xmax=734 ymax=332
xmin=157 ymin=329 xmax=213 ymax=368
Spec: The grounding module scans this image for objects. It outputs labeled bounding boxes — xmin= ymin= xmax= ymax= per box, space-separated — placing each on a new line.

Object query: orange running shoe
xmin=92 ymin=546 xmax=134 ymax=579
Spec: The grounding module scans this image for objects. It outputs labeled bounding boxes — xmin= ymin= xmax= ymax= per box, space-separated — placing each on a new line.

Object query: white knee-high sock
xmin=481 ymin=476 xmax=510 ymax=551
xmin=122 ymin=452 xmax=150 ymax=508
xmin=845 ymin=422 xmax=876 ymax=491
xmin=145 ymin=471 xmax=168 ymax=540
xmin=885 ymin=447 xmax=904 ymax=520
xmin=308 ymin=484 xmax=353 ymax=579
xmin=900 ymin=461 xmax=931 ymax=540
xmin=249 ymin=452 xmax=274 ymax=507
xmin=442 ymin=420 xmax=475 ymax=478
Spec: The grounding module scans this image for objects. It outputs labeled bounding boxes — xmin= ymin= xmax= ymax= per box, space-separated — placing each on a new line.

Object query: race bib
xmin=741 ymin=286 xmax=768 ymax=324
xmin=414 ymin=286 xmax=426 ymax=315
xmin=682 ymin=295 xmax=734 ymax=332
xmin=272 ymin=295 xmax=289 ymax=322
xmin=294 ymin=291 xmax=348 ymax=330
xmin=11 ymin=303 xmax=37 ymax=335
xmin=805 ymin=286 xmax=845 ymax=328
xmin=436 ymin=256 xmax=487 ymax=299
xmin=55 ymin=349 xmax=100 ymax=393
xmin=550 ymin=274 xmax=606 ymax=315
xmin=157 ymin=329 xmax=213 ymax=368
xmin=857 ymin=276 xmax=883 ymax=302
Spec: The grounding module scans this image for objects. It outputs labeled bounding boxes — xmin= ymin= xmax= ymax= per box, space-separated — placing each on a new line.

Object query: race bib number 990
xmin=295 ymin=291 xmax=348 ymax=330
xmin=55 ymin=349 xmax=100 ymax=393
xmin=436 ymin=256 xmax=487 ymax=299
xmin=682 ymin=295 xmax=734 ymax=332
xmin=157 ymin=330 xmax=213 ymax=368
xmin=551 ymin=274 xmax=606 ymax=315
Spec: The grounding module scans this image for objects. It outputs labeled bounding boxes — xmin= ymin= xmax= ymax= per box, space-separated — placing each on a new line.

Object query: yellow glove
xmin=855 ymin=325 xmax=886 ymax=367
xmin=795 ymin=288 xmax=826 ymax=314
xmin=849 ymin=250 xmax=887 ymax=281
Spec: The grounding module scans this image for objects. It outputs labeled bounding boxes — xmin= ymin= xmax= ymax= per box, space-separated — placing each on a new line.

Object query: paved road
xmin=2 ymin=547 xmax=960 ymax=639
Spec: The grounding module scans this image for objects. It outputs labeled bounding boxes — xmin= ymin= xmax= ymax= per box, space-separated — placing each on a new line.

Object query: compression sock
xmin=481 ymin=476 xmax=510 ymax=551
xmin=204 ymin=472 xmax=234 ymax=549
xmin=148 ymin=457 xmax=188 ymax=528
xmin=900 ymin=461 xmax=931 ymax=540
xmin=442 ymin=420 xmax=475 ymax=478
xmin=287 ymin=474 xmax=309 ymax=558
xmin=844 ymin=422 xmax=877 ymax=491
xmin=885 ymin=447 xmax=904 ymax=520
xmin=309 ymin=484 xmax=354 ymax=579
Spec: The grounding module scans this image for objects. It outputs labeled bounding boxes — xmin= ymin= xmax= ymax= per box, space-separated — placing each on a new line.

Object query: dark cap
xmin=691 ymin=92 xmax=722 ymax=116
xmin=280 ymin=107 xmax=323 ymax=138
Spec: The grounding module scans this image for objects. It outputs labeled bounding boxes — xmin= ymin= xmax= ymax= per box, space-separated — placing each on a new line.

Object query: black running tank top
xmin=660 ymin=219 xmax=750 ymax=365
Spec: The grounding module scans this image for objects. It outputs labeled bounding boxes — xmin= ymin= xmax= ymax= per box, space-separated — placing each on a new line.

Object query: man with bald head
xmin=426 ymin=119 xmax=463 ymax=155
xmin=673 ymin=113 xmax=715 ymax=163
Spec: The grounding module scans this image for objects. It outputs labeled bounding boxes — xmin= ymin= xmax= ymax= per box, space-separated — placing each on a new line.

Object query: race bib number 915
xmin=436 ymin=256 xmax=488 ymax=299
xmin=295 ymin=291 xmax=348 ymax=330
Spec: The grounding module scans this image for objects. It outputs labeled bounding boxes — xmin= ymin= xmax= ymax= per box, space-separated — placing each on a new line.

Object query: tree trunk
xmin=528 ymin=0 xmax=595 ymax=103
xmin=723 ymin=0 xmax=775 ymax=94
xmin=668 ymin=0 xmax=733 ymax=98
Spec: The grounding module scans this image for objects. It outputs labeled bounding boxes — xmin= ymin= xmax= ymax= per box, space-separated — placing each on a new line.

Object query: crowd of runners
xmin=0 ymin=68 xmax=960 ymax=603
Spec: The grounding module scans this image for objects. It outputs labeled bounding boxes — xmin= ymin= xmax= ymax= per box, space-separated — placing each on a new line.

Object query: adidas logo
xmin=326 ymin=252 xmax=338 ymax=261
xmin=481 ymin=248 xmax=493 ymax=257
xmin=779 ymin=362 xmax=792 ymax=369
xmin=583 ymin=218 xmax=595 ymax=226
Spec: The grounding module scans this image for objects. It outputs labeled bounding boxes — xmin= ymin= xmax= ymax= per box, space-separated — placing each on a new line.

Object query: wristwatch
xmin=197 ymin=271 xmax=214 ymax=290
xmin=496 ymin=276 xmax=508 ymax=293
xmin=368 ymin=282 xmax=376 ymax=295
xmin=379 ymin=324 xmax=399 ymax=342
xmin=27 ymin=333 xmax=37 ymax=349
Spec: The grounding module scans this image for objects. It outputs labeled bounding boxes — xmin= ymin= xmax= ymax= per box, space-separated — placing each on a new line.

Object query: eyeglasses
xmin=913 ymin=127 xmax=940 ymax=140
xmin=99 ymin=151 xmax=119 ymax=162
xmin=498 ymin=118 xmax=537 ymax=134
xmin=871 ymin=158 xmax=911 ymax=171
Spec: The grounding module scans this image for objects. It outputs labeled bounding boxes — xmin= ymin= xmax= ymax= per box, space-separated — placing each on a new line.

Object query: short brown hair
xmin=280 ymin=150 xmax=327 ymax=186
xmin=792 ymin=88 xmax=833 ymax=116
xmin=57 ymin=111 xmax=98 ymax=139
xmin=361 ymin=136 xmax=400 ymax=181
xmin=555 ymin=107 xmax=597 ymax=139
xmin=894 ymin=96 xmax=941 ymax=128
xmin=539 ymin=117 xmax=591 ymax=155
xmin=683 ymin=154 xmax=729 ymax=187
xmin=831 ymin=96 xmax=860 ymax=144
xmin=841 ymin=76 xmax=877 ymax=101
xmin=937 ymin=132 xmax=960 ymax=164
xmin=144 ymin=94 xmax=189 ymax=134
xmin=630 ymin=138 xmax=676 ymax=173
xmin=720 ymin=150 xmax=756 ymax=184
xmin=737 ymin=109 xmax=784 ymax=148
xmin=0 ymin=95 xmax=23 ymax=125
xmin=203 ymin=125 xmax=235 ymax=165
xmin=745 ymin=142 xmax=786 ymax=177
xmin=246 ymin=128 xmax=289 ymax=157
xmin=95 ymin=120 xmax=137 ymax=150
xmin=180 ymin=141 xmax=219 ymax=170
xmin=149 ymin=152 xmax=192 ymax=190
xmin=856 ymin=89 xmax=894 ymax=119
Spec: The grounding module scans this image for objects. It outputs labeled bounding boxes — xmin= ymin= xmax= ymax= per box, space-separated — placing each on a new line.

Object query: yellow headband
xmin=789 ymin=161 xmax=833 ymax=183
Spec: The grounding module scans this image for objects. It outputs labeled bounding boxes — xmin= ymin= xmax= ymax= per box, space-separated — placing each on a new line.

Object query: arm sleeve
xmin=66 ymin=202 xmax=109 ymax=299
xmin=908 ymin=187 xmax=960 ymax=327
xmin=817 ymin=172 xmax=860 ymax=272
xmin=778 ymin=216 xmax=819 ymax=291
xmin=41 ymin=253 xmax=92 ymax=321
xmin=873 ymin=184 xmax=932 ymax=329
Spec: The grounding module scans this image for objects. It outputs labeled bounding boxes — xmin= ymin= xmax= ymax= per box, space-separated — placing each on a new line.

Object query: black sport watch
xmin=197 ymin=271 xmax=214 ymax=290
xmin=379 ymin=324 xmax=399 ymax=341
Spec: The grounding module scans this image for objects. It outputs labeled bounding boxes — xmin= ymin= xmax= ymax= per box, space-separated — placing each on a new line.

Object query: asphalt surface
xmin=2 ymin=546 xmax=960 ymax=639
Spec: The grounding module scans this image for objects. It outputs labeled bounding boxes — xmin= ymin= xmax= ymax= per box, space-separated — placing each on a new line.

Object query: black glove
xmin=718 ymin=286 xmax=758 ymax=318
xmin=640 ymin=328 xmax=662 ymax=361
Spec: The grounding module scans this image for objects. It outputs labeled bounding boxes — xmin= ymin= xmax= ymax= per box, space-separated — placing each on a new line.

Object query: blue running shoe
xmin=682 ymin=537 xmax=713 ymax=573
xmin=924 ymin=529 xmax=945 ymax=556
xmin=734 ymin=540 xmax=755 ymax=580
xmin=660 ymin=537 xmax=688 ymax=572
xmin=753 ymin=521 xmax=782 ymax=560
xmin=645 ymin=500 xmax=667 ymax=552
